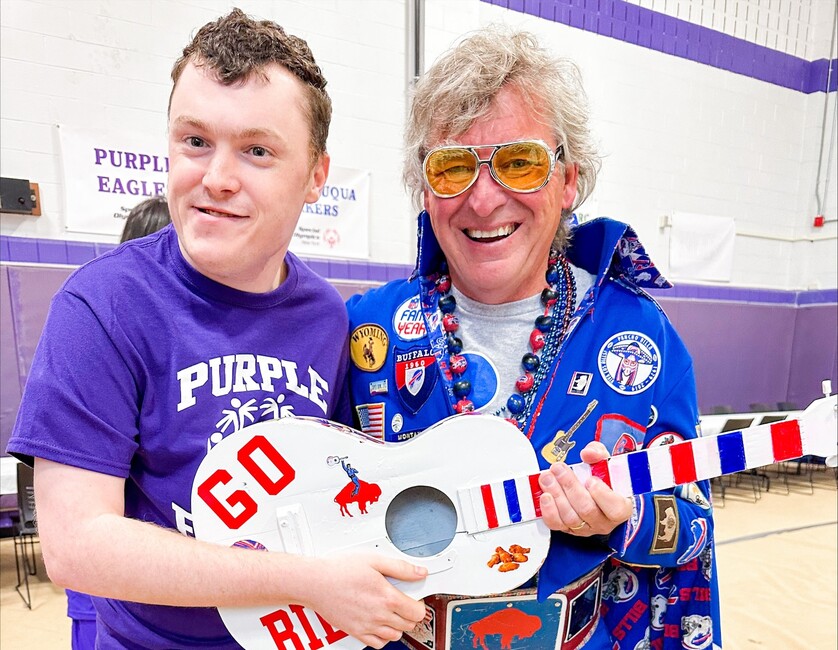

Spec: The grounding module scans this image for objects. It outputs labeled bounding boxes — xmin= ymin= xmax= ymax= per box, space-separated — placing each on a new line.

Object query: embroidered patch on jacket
xmin=355 ymin=403 xmax=385 ymax=438
xmin=650 ymin=495 xmax=679 ymax=554
xmin=594 ymin=413 xmax=644 ymax=455
xmin=567 ymin=371 xmax=593 ymax=396
xmin=394 ymin=346 xmax=438 ymax=414
xmin=392 ymin=295 xmax=427 ymax=341
xmin=597 ymin=331 xmax=661 ymax=395
xmin=646 ymin=431 xmax=685 ymax=447
xmin=350 ymin=324 xmax=388 ymax=372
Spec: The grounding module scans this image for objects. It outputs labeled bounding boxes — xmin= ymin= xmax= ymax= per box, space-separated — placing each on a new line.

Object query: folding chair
xmin=13 ymin=463 xmax=39 ymax=609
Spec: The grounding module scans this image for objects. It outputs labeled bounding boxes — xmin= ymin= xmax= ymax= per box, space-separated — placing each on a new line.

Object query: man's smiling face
xmin=423 ymin=85 xmax=577 ymax=305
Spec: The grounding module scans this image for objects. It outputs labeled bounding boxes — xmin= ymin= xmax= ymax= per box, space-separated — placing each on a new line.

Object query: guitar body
xmin=190 ymin=414 xmax=550 ymax=650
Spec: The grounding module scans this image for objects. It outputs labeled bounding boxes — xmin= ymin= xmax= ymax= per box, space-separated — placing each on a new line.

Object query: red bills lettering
xmin=260 ymin=605 xmax=348 ymax=649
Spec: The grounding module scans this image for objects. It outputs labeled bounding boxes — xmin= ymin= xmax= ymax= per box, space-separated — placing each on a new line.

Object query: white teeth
xmin=201 ymin=208 xmax=234 ymax=218
xmin=465 ymin=224 xmax=516 ymax=239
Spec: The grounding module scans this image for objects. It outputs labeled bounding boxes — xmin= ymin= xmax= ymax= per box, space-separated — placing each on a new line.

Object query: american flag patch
xmin=356 ymin=403 xmax=385 ymax=439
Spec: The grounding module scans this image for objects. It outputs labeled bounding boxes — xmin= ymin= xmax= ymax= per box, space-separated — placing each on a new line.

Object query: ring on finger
xmin=569 ymin=521 xmax=588 ymax=531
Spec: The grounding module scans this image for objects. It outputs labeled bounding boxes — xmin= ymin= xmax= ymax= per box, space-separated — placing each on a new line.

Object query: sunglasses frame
xmin=423 ymin=139 xmax=565 ymax=198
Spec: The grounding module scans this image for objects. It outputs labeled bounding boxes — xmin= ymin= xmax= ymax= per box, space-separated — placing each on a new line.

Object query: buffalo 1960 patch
xmin=598 ymin=331 xmax=661 ymax=395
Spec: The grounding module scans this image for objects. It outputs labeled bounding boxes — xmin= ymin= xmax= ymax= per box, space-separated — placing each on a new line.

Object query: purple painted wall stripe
xmin=0 ymin=235 xmax=413 ymax=287
xmin=0 ymin=234 xmax=832 ymax=305
xmin=482 ymin=0 xmax=837 ymax=94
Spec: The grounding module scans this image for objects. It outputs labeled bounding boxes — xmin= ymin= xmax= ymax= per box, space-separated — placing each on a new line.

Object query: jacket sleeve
xmin=608 ymin=362 xmax=715 ymax=567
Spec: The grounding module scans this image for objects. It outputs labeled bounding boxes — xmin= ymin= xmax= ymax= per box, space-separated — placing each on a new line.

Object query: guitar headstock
xmin=800 ymin=392 xmax=838 ymax=467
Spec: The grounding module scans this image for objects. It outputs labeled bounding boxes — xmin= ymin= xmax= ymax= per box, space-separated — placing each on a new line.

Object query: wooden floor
xmin=0 ymin=464 xmax=835 ymax=649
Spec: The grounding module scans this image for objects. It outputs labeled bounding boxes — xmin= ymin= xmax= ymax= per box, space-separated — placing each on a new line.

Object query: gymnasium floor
xmin=1 ymin=464 xmax=835 ymax=649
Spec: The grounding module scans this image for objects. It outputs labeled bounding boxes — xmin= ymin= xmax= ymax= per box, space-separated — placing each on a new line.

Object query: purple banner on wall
xmin=483 ymin=0 xmax=837 ymax=94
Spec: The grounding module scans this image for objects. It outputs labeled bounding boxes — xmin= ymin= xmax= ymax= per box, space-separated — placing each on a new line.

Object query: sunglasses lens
xmin=492 ymin=142 xmax=551 ymax=191
xmin=425 ymin=148 xmax=478 ymax=196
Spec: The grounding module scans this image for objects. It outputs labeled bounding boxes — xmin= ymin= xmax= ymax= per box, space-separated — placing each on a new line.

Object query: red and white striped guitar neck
xmin=459 ymin=394 xmax=837 ymax=534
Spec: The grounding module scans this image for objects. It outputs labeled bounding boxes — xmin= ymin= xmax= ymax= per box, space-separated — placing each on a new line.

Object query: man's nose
xmin=465 ymin=163 xmax=507 ymax=217
xmin=202 ymin=149 xmax=242 ymax=196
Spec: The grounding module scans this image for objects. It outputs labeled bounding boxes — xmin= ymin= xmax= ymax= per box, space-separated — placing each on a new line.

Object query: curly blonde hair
xmin=405 ymin=28 xmax=600 ymax=250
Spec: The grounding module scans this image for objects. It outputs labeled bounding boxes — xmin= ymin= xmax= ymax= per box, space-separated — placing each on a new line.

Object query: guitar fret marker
xmin=480 ymin=484 xmax=498 ymax=529
xmin=502 ymin=479 xmax=521 ymax=524
xmin=669 ymin=440 xmax=697 ymax=484
xmin=717 ymin=431 xmax=746 ymax=475
xmin=626 ymin=449 xmax=652 ymax=494
xmin=771 ymin=420 xmax=802 ymax=461
xmin=590 ymin=460 xmax=611 ymax=488
xmin=528 ymin=473 xmax=542 ymax=518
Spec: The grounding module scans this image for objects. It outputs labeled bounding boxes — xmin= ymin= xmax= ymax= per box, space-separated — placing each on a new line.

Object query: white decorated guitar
xmin=190 ymin=393 xmax=836 ymax=650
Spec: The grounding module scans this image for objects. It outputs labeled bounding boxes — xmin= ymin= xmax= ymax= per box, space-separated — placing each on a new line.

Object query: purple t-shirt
xmin=7 ymin=224 xmax=351 ymax=648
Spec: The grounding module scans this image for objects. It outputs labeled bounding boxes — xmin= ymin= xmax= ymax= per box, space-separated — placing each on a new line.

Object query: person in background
xmin=66 ymin=194 xmax=172 ymax=650
xmin=118 ymin=194 xmax=172 ymax=244
xmin=346 ymin=28 xmax=721 ymax=649
xmin=8 ymin=9 xmax=425 ymax=649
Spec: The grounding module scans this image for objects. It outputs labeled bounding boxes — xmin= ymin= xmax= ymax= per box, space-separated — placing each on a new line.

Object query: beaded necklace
xmin=430 ymin=250 xmax=577 ymax=430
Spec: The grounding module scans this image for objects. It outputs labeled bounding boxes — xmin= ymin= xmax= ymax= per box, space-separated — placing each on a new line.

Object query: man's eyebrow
xmin=171 ymin=116 xmax=283 ymax=142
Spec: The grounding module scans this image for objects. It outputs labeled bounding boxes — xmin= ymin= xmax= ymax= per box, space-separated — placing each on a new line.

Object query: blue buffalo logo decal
xmin=598 ymin=331 xmax=661 ymax=395
xmin=394 ymin=346 xmax=438 ymax=413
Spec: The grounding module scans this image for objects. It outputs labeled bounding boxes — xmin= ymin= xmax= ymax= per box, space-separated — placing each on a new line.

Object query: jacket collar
xmin=410 ymin=211 xmax=671 ymax=291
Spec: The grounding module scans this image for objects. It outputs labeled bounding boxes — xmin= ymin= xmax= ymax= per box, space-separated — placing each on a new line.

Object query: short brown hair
xmin=170 ymin=8 xmax=331 ymax=161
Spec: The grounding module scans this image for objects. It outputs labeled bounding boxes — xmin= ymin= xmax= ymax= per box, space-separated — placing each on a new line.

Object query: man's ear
xmin=304 ymin=152 xmax=330 ymax=204
xmin=561 ymin=162 xmax=579 ymax=211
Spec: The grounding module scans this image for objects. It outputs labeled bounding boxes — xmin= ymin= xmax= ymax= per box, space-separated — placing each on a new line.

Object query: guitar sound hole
xmin=385 ymin=486 xmax=457 ymax=557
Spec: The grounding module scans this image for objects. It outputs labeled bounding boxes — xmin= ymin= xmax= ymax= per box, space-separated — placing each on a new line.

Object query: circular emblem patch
xmin=350 ymin=323 xmax=389 ymax=372
xmin=598 ymin=331 xmax=660 ymax=395
xmin=392 ymin=295 xmax=427 ymax=341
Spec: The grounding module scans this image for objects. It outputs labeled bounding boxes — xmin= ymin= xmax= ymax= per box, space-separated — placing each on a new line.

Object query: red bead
xmin=450 ymin=354 xmax=468 ymax=375
xmin=442 ymin=313 xmax=459 ymax=332
xmin=455 ymin=398 xmax=475 ymax=413
xmin=529 ymin=329 xmax=545 ymax=352
xmin=515 ymin=371 xmax=535 ymax=393
xmin=437 ymin=276 xmax=451 ymax=293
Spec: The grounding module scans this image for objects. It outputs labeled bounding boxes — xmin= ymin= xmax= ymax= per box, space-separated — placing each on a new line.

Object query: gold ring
xmin=569 ymin=521 xmax=587 ymax=531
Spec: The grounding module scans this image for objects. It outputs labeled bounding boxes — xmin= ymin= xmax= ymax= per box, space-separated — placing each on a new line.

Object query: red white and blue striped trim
xmin=461 ymin=419 xmax=806 ymax=534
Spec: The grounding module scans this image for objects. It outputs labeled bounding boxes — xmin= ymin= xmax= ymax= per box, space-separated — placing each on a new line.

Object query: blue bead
xmin=546 ymin=266 xmax=560 ymax=285
xmin=439 ymin=295 xmax=457 ymax=313
xmin=535 ymin=315 xmax=552 ymax=332
xmin=447 ymin=334 xmax=463 ymax=354
xmin=507 ymin=393 xmax=525 ymax=414
xmin=453 ymin=379 xmax=471 ymax=397
xmin=541 ymin=288 xmax=558 ymax=306
xmin=522 ymin=352 xmax=539 ymax=371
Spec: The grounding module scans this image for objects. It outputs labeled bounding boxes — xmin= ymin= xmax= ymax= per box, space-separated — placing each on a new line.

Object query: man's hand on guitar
xmin=300 ymin=554 xmax=427 ymax=649
xmin=538 ymin=441 xmax=633 ymax=537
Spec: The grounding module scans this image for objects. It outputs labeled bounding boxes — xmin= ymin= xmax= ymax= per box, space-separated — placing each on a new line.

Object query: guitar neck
xmin=460 ymin=418 xmax=809 ymax=534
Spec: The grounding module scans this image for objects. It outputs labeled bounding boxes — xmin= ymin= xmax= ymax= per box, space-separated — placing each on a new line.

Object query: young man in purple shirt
xmin=7 ymin=9 xmax=426 ymax=648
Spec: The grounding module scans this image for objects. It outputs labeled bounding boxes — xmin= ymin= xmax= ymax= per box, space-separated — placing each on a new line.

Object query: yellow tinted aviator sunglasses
xmin=423 ymin=139 xmax=564 ymax=198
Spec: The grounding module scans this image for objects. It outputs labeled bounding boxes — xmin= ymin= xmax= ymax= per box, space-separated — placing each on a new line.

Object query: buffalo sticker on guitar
xmin=327 ymin=455 xmax=381 ymax=517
